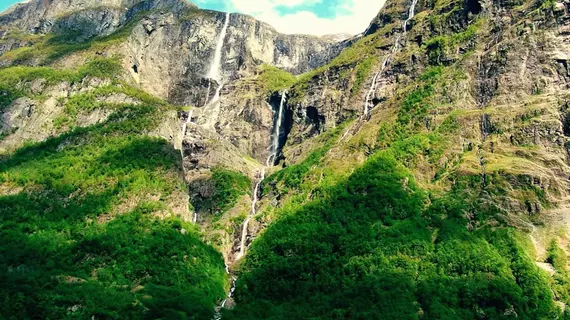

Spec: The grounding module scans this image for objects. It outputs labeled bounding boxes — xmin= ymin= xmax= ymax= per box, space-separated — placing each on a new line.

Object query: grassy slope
xmin=1 ymin=0 xmax=568 ymax=318
xmin=229 ymin=152 xmax=559 ymax=319
xmin=227 ymin=68 xmax=568 ymax=318
xmin=225 ymin=0 xmax=570 ymax=318
xmin=0 ymin=58 xmax=226 ymax=318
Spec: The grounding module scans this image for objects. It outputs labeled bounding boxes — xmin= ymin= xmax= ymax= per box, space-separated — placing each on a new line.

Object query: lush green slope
xmin=227 ymin=148 xmax=564 ymax=319
xmin=227 ymin=21 xmax=570 ymax=315
xmin=0 ymin=61 xmax=226 ymax=319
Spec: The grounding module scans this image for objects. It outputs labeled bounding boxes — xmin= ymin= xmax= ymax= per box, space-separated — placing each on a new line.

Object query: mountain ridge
xmin=1 ymin=0 xmax=570 ymax=318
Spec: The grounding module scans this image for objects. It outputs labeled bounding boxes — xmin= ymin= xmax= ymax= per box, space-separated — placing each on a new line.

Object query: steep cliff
xmin=224 ymin=0 xmax=570 ymax=317
xmin=1 ymin=0 xmax=570 ymax=318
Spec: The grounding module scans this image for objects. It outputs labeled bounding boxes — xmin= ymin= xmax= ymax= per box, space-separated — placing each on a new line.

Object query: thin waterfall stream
xmin=267 ymin=91 xmax=287 ymax=166
xmin=363 ymin=0 xmax=419 ymax=117
xmin=181 ymin=12 xmax=229 ymax=175
xmin=238 ymin=91 xmax=287 ymax=259
xmin=203 ymin=12 xmax=230 ymax=130
xmin=180 ymin=109 xmax=192 ymax=161
xmin=208 ymin=12 xmax=230 ymax=83
xmin=236 ymin=169 xmax=265 ymax=260
xmin=185 ymin=12 xmax=230 ymax=228
xmin=215 ymin=91 xmax=288 ymax=318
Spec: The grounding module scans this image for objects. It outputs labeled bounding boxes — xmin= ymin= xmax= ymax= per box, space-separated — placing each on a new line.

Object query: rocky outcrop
xmin=123 ymin=9 xmax=347 ymax=103
xmin=0 ymin=0 xmax=353 ymax=173
xmin=0 ymin=0 xmax=347 ymax=96
xmin=0 ymin=77 xmax=180 ymax=154
xmin=0 ymin=0 xmax=193 ymax=34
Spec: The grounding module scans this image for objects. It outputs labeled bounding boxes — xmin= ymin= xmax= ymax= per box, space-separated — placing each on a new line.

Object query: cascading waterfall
xmin=208 ymin=12 xmax=230 ymax=83
xmin=203 ymin=12 xmax=230 ymax=130
xmin=267 ymin=91 xmax=287 ymax=166
xmin=363 ymin=0 xmax=419 ymax=117
xmin=236 ymin=92 xmax=287 ymax=260
xmin=215 ymin=169 xmax=264 ymax=319
xmin=213 ymin=265 xmax=236 ymax=320
xmin=190 ymin=12 xmax=231 ymax=229
xmin=216 ymin=91 xmax=289 ymax=318
xmin=236 ymin=169 xmax=265 ymax=260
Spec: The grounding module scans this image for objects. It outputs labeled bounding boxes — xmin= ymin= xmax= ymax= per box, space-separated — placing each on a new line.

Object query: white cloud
xmin=200 ymin=0 xmax=386 ymax=36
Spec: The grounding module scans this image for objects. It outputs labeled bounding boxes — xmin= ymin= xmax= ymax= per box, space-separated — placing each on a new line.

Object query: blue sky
xmin=0 ymin=0 xmax=19 ymax=12
xmin=194 ymin=0 xmax=385 ymax=35
xmin=0 ymin=0 xmax=385 ymax=35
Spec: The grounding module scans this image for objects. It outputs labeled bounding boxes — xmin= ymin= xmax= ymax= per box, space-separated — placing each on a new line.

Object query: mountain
xmin=0 ymin=0 xmax=569 ymax=318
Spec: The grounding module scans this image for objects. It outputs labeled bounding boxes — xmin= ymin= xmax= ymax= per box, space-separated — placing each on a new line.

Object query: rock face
xmin=0 ymin=0 xmax=192 ymax=34
xmin=273 ymin=0 xmax=570 ymax=231
xmin=3 ymin=0 xmax=570 ymax=316
xmin=0 ymin=0 xmax=350 ymax=171
xmin=125 ymin=10 xmax=347 ymax=102
xmin=0 ymin=0 xmax=346 ymax=85
xmin=0 ymin=0 xmax=350 ymax=169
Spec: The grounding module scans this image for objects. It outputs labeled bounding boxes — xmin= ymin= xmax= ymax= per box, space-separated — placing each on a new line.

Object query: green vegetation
xmin=226 ymin=149 xmax=562 ymax=319
xmin=0 ymin=57 xmax=121 ymax=85
xmin=0 ymin=118 xmax=226 ymax=319
xmin=265 ymin=123 xmax=346 ymax=194
xmin=227 ymin=32 xmax=567 ymax=316
xmin=56 ymin=83 xmax=169 ymax=129
xmin=547 ymin=241 xmax=570 ymax=310
xmin=0 ymin=57 xmax=122 ymax=112
xmin=351 ymin=56 xmax=375 ymax=96
xmin=191 ymin=167 xmax=252 ymax=217
xmin=257 ymin=65 xmax=297 ymax=95
xmin=377 ymin=66 xmax=445 ymax=150
xmin=289 ymin=24 xmax=395 ymax=103
xmin=424 ymin=20 xmax=484 ymax=65
xmin=0 ymin=61 xmax=226 ymax=318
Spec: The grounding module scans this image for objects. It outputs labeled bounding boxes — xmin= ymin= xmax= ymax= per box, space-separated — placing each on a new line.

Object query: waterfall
xmin=234 ymin=92 xmax=287 ymax=260
xmin=363 ymin=0 xmax=419 ymax=117
xmin=210 ymin=81 xmax=224 ymax=105
xmin=207 ymin=12 xmax=230 ymax=82
xmin=236 ymin=169 xmax=265 ymax=260
xmin=267 ymin=91 xmax=287 ymax=166
xmin=203 ymin=12 xmax=230 ymax=129
xmin=215 ymin=84 xmax=289 ymax=320
xmin=180 ymin=109 xmax=193 ymax=170
xmin=363 ymin=72 xmax=381 ymax=116
xmin=213 ymin=265 xmax=236 ymax=320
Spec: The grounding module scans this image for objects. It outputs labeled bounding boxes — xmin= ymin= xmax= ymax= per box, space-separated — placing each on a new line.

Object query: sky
xmin=0 ymin=0 xmax=386 ymax=36
xmin=194 ymin=0 xmax=385 ymax=35
xmin=0 ymin=0 xmax=18 ymax=13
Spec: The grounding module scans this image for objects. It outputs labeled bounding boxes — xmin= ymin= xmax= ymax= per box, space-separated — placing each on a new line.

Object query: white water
xmin=180 ymin=109 xmax=196 ymax=222
xmin=208 ymin=12 xmax=230 ymax=82
xmin=237 ymin=169 xmax=265 ymax=260
xmin=211 ymin=82 xmax=224 ymax=105
xmin=363 ymin=0 xmax=419 ymax=117
xmin=267 ymin=91 xmax=287 ymax=166
xmin=213 ymin=265 xmax=236 ymax=320
xmin=203 ymin=12 xmax=230 ymax=130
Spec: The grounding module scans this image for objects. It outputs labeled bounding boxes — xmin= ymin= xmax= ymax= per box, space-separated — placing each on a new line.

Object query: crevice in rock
xmin=562 ymin=112 xmax=570 ymax=136
xmin=132 ymin=64 xmax=138 ymax=74
xmin=466 ymin=0 xmax=482 ymax=15
xmin=306 ymin=106 xmax=325 ymax=133
xmin=481 ymin=113 xmax=496 ymax=137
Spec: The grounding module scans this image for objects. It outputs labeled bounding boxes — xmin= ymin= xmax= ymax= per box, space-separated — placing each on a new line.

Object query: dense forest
xmin=0 ymin=59 xmax=226 ymax=319
xmin=0 ymin=0 xmax=569 ymax=318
